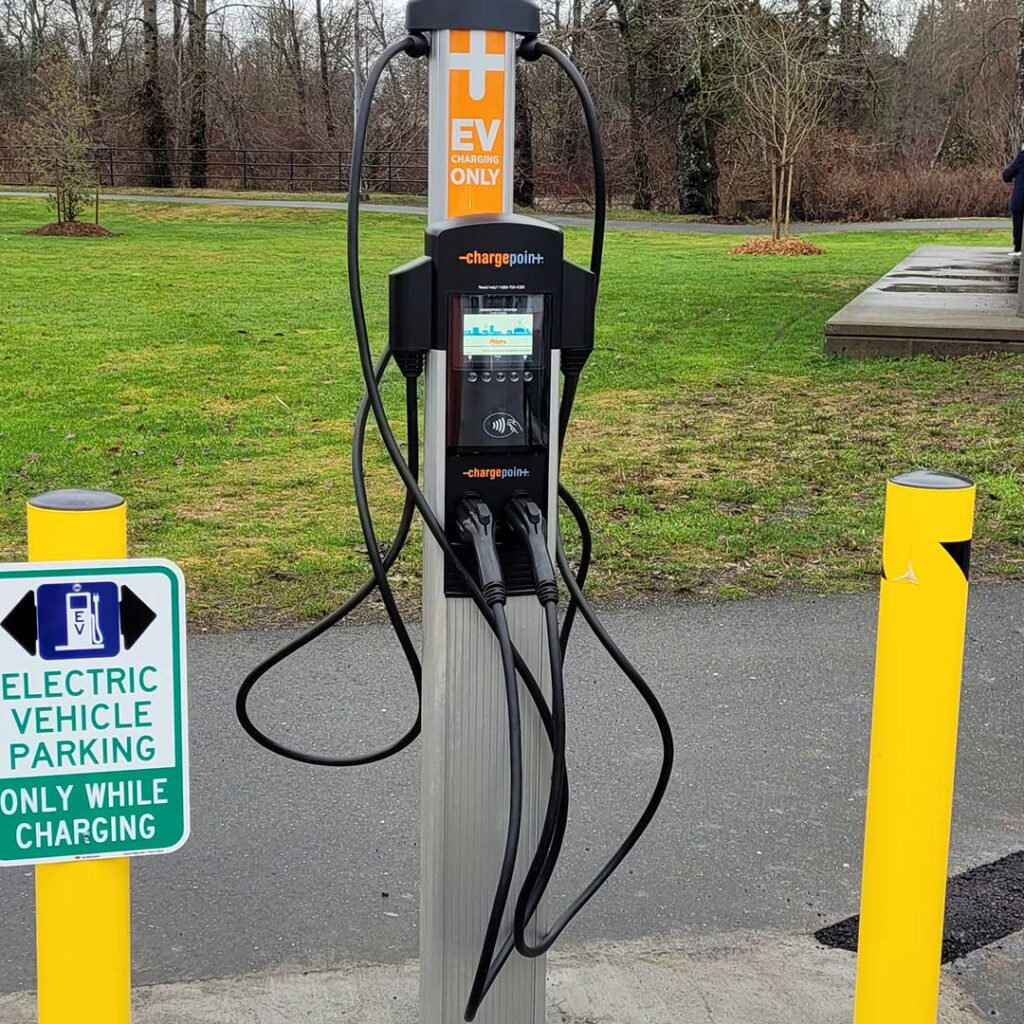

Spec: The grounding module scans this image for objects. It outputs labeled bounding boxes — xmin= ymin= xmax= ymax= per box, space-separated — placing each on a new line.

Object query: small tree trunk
xmin=315 ymin=0 xmax=336 ymax=142
xmin=770 ymin=160 xmax=779 ymax=240
xmin=188 ymin=0 xmax=208 ymax=188
xmin=619 ymin=14 xmax=653 ymax=211
xmin=285 ymin=4 xmax=310 ymax=136
xmin=627 ymin=73 xmax=653 ymax=210
xmin=784 ymin=163 xmax=795 ymax=236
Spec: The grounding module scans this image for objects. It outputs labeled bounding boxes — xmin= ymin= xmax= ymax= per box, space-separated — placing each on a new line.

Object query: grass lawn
xmin=1 ymin=195 xmax=1022 ymax=629
xmin=0 ymin=184 xmax=713 ymax=220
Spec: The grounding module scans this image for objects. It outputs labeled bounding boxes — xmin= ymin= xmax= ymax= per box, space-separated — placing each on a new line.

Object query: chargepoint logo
xmin=483 ymin=413 xmax=524 ymax=439
xmin=462 ymin=466 xmax=531 ymax=482
xmin=458 ymin=250 xmax=545 ymax=268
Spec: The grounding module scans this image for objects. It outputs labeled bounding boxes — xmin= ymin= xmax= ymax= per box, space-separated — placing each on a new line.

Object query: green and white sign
xmin=0 ymin=560 xmax=189 ymax=866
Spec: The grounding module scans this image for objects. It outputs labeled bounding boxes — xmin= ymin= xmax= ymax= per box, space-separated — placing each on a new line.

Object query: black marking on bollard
xmin=816 ymin=849 xmax=1024 ymax=962
xmin=941 ymin=539 xmax=972 ymax=581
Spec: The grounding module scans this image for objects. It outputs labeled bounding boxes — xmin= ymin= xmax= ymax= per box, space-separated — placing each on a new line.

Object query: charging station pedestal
xmin=415 ymin=8 xmax=552 ymax=1022
xmin=238 ymin=6 xmax=671 ymax=1023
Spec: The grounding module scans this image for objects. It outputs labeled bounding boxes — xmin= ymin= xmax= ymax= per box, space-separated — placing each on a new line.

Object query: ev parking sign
xmin=0 ymin=560 xmax=189 ymax=866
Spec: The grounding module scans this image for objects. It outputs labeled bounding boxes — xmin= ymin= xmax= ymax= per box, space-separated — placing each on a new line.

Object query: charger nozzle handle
xmin=455 ymin=497 xmax=506 ymax=607
xmin=506 ymin=496 xmax=559 ymax=606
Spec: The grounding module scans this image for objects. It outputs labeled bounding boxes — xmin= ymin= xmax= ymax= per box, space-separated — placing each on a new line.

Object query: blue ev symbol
xmin=37 ymin=582 xmax=121 ymax=661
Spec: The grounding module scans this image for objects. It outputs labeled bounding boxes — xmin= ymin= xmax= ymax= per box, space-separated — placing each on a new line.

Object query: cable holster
xmin=561 ymin=261 xmax=596 ymax=376
xmin=389 ymin=255 xmax=433 ymax=379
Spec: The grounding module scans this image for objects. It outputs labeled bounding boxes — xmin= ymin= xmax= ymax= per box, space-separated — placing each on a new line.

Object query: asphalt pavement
xmin=0 ymin=587 xmax=1021 ymax=1018
xmin=0 ymin=189 xmax=1011 ymax=235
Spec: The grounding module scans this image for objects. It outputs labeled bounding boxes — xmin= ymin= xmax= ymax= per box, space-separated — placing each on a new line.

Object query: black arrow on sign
xmin=119 ymin=586 xmax=157 ymax=650
xmin=1 ymin=591 xmax=38 ymax=656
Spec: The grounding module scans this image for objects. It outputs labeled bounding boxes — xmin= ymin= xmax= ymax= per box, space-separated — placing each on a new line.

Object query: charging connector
xmin=455 ymin=497 xmax=506 ymax=608
xmin=505 ymin=495 xmax=558 ymax=606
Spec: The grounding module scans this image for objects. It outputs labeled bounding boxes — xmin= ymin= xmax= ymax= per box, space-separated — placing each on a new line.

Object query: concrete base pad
xmin=825 ymin=246 xmax=1024 ymax=358
xmin=0 ymin=934 xmax=985 ymax=1024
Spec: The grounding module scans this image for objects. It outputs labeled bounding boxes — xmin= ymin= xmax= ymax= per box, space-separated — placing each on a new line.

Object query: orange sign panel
xmin=447 ymin=30 xmax=507 ymax=218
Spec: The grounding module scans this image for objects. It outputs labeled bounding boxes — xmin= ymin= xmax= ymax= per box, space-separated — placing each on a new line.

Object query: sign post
xmin=0 ymin=489 xmax=190 ymax=1024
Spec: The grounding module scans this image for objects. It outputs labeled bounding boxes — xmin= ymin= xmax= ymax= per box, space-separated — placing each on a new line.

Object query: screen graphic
xmin=462 ymin=312 xmax=534 ymax=357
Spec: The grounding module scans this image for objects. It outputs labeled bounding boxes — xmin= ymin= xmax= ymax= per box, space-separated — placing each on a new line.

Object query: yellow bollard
xmin=27 ymin=489 xmax=131 ymax=1024
xmin=853 ymin=470 xmax=976 ymax=1024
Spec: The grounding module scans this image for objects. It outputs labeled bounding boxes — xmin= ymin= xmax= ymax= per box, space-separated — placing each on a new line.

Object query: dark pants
xmin=1013 ymin=208 xmax=1023 ymax=252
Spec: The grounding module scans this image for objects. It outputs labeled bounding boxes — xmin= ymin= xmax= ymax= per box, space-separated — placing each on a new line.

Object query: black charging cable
xmin=505 ymin=494 xmax=570 ymax=952
xmin=499 ymin=40 xmax=674 ymax=963
xmin=453 ymin=497 xmax=525 ymax=1022
xmin=236 ymin=349 xmax=422 ymax=765
xmin=504 ymin=487 xmax=675 ymax=960
xmin=519 ymin=34 xmax=607 ymax=656
xmin=345 ymin=38 xmax=565 ymax=1017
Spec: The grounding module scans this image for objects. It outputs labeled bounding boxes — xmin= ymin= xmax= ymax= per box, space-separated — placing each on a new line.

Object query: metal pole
xmin=420 ymin=26 xmax=550 ymax=1024
xmin=854 ymin=469 xmax=976 ymax=1024
xmin=29 ymin=489 xmax=131 ymax=1024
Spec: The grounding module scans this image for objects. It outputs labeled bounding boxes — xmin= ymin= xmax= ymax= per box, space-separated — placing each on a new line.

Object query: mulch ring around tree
xmin=729 ymin=236 xmax=825 ymax=256
xmin=25 ymin=221 xmax=114 ymax=238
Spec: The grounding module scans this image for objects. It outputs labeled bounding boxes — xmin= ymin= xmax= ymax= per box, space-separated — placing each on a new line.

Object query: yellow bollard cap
xmin=29 ymin=489 xmax=125 ymax=512
xmin=890 ymin=469 xmax=973 ymax=491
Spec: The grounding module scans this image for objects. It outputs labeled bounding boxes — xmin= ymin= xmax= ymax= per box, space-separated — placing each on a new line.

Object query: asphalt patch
xmin=816 ymin=850 xmax=1024 ymax=962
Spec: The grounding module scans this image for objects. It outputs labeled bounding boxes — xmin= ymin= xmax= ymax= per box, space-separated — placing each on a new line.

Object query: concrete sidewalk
xmin=0 ymin=588 xmax=1021 ymax=1019
xmin=0 ymin=189 xmax=1009 ymax=235
xmin=0 ymin=935 xmax=987 ymax=1023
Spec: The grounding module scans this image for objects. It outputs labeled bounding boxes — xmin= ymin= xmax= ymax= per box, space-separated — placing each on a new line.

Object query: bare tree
xmin=2 ymin=0 xmax=1018 ymax=218
xmin=732 ymin=6 xmax=836 ymax=237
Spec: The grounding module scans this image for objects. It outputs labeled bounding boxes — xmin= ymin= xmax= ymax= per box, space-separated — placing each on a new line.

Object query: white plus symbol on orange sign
xmin=449 ymin=30 xmax=505 ymax=102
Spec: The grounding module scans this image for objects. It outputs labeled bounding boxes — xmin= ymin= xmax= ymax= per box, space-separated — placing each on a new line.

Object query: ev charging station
xmin=238 ymin=2 xmax=674 ymax=1021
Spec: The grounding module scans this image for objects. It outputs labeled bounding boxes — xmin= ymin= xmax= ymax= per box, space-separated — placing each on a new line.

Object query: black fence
xmin=0 ymin=145 xmax=429 ymax=195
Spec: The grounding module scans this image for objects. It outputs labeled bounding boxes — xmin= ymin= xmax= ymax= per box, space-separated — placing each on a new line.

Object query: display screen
xmin=462 ymin=312 xmax=535 ymax=358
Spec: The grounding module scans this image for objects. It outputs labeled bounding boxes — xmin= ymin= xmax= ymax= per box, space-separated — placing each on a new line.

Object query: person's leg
xmin=1013 ymin=208 xmax=1022 ymax=253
